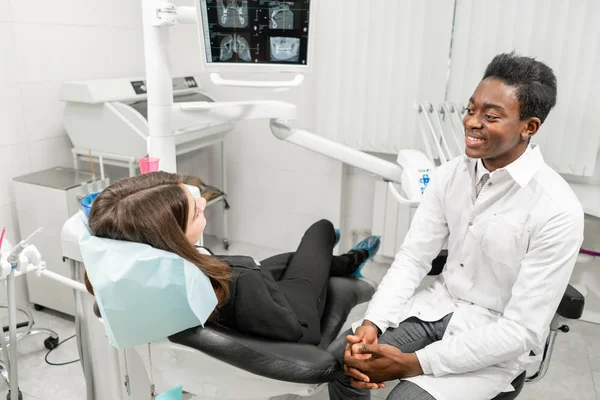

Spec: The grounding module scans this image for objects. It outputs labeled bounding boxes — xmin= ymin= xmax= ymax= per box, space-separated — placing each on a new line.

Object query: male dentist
xmin=328 ymin=52 xmax=584 ymax=400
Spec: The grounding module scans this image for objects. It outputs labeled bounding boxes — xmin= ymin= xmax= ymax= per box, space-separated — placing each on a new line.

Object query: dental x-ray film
xmin=200 ymin=0 xmax=310 ymax=65
xmin=217 ymin=0 xmax=249 ymax=28
xmin=270 ymin=36 xmax=300 ymax=62
xmin=269 ymin=2 xmax=294 ymax=29
xmin=218 ymin=33 xmax=252 ymax=61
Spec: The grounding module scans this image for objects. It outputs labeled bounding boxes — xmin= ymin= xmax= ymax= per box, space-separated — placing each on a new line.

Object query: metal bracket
xmin=153 ymin=3 xmax=197 ymax=26
xmin=153 ymin=3 xmax=178 ymax=26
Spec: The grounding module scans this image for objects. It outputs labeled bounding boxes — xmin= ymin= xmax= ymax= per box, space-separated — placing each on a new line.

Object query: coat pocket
xmin=480 ymin=215 xmax=528 ymax=268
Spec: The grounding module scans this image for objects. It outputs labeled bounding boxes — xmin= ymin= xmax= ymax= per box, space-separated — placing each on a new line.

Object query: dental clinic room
xmin=2 ymin=0 xmax=600 ymax=399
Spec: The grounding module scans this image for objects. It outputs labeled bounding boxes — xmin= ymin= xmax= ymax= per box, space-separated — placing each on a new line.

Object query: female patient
xmin=85 ymin=171 xmax=380 ymax=345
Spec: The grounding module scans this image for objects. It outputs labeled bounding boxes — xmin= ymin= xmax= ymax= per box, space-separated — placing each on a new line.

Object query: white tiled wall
xmin=0 ymin=1 xmax=11 ymax=22
xmin=0 ymin=0 xmax=146 ymax=247
xmin=0 ymin=0 xmax=146 ymax=305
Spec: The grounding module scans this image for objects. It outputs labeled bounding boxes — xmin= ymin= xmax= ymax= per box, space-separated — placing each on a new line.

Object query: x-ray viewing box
xmin=59 ymin=76 xmax=234 ymax=166
xmin=197 ymin=0 xmax=315 ymax=74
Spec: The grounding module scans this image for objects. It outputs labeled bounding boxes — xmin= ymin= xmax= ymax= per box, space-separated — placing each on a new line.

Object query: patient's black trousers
xmin=259 ymin=219 xmax=358 ymax=343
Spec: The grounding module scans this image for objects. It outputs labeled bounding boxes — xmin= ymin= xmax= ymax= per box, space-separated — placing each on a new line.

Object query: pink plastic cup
xmin=138 ymin=157 xmax=160 ymax=174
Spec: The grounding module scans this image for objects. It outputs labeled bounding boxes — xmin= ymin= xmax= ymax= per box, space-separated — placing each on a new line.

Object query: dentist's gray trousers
xmin=327 ymin=314 xmax=452 ymax=400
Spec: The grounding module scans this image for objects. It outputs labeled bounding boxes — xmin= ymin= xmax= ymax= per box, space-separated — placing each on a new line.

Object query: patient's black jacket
xmin=212 ymin=255 xmax=320 ymax=344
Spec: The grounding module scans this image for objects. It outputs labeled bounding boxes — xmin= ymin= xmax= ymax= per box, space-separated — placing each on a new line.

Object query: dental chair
xmin=429 ymin=251 xmax=585 ymax=400
xmin=92 ymin=266 xmax=375 ymax=400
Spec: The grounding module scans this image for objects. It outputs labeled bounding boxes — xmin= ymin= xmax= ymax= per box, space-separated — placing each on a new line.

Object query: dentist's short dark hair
xmin=483 ymin=51 xmax=557 ymax=123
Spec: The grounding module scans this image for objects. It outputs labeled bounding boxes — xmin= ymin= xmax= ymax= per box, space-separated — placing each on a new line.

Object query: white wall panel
xmin=0 ymin=86 xmax=25 ymax=147
xmin=0 ymin=0 xmax=10 ymax=22
xmin=0 ymin=23 xmax=17 ymax=85
xmin=27 ymin=135 xmax=73 ymax=173
xmin=10 ymin=0 xmax=141 ymax=28
xmin=13 ymin=24 xmax=145 ymax=83
xmin=0 ymin=143 xmax=31 ymax=206
xmin=314 ymin=0 xmax=455 ymax=154
xmin=21 ymin=83 xmax=66 ymax=142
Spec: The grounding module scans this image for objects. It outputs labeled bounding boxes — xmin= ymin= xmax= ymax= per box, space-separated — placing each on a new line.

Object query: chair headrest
xmin=71 ymin=212 xmax=218 ymax=349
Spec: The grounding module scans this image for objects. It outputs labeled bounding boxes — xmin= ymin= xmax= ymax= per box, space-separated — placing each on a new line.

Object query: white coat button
xmin=468 ymin=222 xmax=473 ymax=226
xmin=460 ymin=263 xmax=464 ymax=267
xmin=449 ymin=331 xmax=454 ymax=336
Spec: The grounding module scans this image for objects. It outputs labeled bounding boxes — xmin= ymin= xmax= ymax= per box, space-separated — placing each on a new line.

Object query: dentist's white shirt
xmin=357 ymin=145 xmax=584 ymax=400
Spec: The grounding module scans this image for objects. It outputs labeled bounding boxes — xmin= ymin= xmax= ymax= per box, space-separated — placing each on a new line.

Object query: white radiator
xmin=371 ymin=181 xmax=415 ymax=259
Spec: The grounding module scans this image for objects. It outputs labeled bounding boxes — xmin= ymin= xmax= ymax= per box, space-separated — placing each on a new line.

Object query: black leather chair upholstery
xmin=93 ymin=276 xmax=374 ymax=385
xmin=558 ymin=284 xmax=585 ymax=319
xmin=165 ymin=277 xmax=372 ymax=384
xmin=169 ymin=277 xmax=373 ymax=384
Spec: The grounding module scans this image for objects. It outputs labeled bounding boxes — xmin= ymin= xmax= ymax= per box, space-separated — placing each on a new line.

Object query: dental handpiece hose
xmin=6 ymin=243 xmax=25 ymax=400
xmin=6 ymin=227 xmax=43 ymax=266
xmin=5 ymin=227 xmax=42 ymax=400
xmin=6 ymin=270 xmax=17 ymax=400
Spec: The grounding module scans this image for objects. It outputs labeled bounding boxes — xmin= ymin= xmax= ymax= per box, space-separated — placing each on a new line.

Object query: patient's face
xmin=183 ymin=186 xmax=207 ymax=244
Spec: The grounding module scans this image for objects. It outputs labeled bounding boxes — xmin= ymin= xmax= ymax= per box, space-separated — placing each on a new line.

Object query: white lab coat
xmin=355 ymin=145 xmax=584 ymax=400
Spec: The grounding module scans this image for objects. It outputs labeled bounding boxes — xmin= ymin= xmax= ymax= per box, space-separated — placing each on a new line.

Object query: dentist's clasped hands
xmin=343 ymin=320 xmax=423 ymax=390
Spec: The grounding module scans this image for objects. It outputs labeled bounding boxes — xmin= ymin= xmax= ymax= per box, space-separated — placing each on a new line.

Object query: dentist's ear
xmin=521 ymin=117 xmax=541 ymax=141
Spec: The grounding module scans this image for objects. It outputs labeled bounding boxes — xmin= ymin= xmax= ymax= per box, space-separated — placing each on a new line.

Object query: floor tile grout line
xmin=23 ymin=392 xmax=43 ymax=400
xmin=583 ymin=338 xmax=600 ymax=400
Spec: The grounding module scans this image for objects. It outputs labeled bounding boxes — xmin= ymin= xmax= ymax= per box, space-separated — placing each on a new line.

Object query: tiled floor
xmin=0 ymin=308 xmax=86 ymax=399
xmin=0 ymin=236 xmax=597 ymax=400
xmin=292 ymin=318 xmax=600 ymax=400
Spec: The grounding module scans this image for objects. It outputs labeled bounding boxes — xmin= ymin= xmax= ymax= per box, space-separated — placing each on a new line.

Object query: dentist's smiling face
xmin=463 ymin=77 xmax=538 ymax=171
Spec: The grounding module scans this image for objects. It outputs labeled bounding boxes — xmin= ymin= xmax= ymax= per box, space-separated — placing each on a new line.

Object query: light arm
xmin=270 ymin=120 xmax=404 ymax=183
xmin=177 ymin=101 xmax=405 ymax=183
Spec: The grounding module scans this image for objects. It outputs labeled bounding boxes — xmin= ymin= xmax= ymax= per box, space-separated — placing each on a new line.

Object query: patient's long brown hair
xmin=86 ymin=172 xmax=230 ymax=308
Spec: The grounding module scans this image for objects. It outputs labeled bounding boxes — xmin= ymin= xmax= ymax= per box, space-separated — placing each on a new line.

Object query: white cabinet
xmin=13 ymin=167 xmax=106 ymax=316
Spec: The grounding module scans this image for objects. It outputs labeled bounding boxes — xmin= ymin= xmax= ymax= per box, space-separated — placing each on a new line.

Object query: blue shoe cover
xmin=351 ymin=236 xmax=381 ymax=277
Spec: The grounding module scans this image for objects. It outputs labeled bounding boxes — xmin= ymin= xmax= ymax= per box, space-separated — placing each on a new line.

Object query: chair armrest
xmin=557 ymin=284 xmax=585 ymax=319
xmin=318 ymin=277 xmax=374 ymax=348
xmin=169 ymin=323 xmax=341 ymax=384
